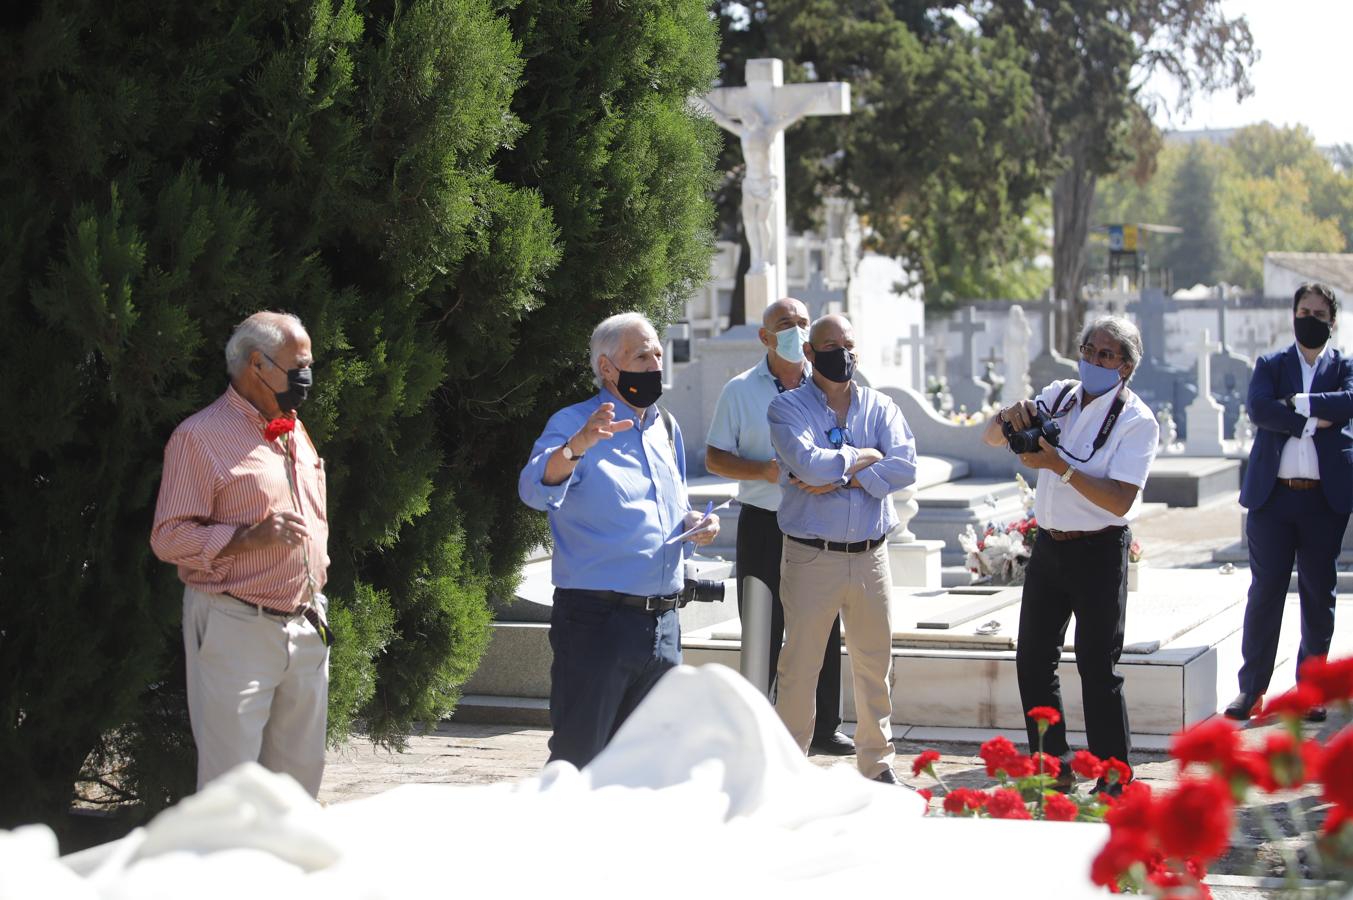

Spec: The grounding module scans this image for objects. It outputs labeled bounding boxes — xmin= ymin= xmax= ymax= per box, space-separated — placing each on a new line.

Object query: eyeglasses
xmin=1078 ymin=343 xmax=1123 ymax=367
xmin=825 ymin=425 xmax=855 ymax=449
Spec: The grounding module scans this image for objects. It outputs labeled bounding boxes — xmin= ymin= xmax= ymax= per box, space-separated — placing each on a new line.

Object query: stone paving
xmin=320 ymin=500 xmax=1347 ymax=897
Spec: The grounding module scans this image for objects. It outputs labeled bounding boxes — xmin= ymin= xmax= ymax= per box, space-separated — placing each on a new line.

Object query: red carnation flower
xmin=1027 ymin=705 xmax=1062 ymax=729
xmin=978 ymin=735 xmax=1019 ymax=776
xmin=985 ymin=788 xmax=1032 ymax=820
xmin=941 ymin=787 xmax=988 ymax=815
xmin=1261 ymin=732 xmax=1305 ymax=790
xmin=1071 ymin=750 xmax=1104 ymax=779
xmin=1091 ymin=828 xmax=1153 ymax=889
xmin=1298 ymin=655 xmax=1353 ymax=706
xmin=1043 ymin=791 xmax=1079 ymax=822
xmin=1261 ymin=683 xmax=1323 ymax=721
xmin=1169 ymin=717 xmax=1240 ymax=769
xmin=264 ymin=416 xmax=295 ymax=442
xmin=1032 ymin=752 xmax=1062 ymax=777
xmin=1152 ymin=778 xmax=1235 ymax=863
xmin=1103 ymin=757 xmax=1132 ymax=785
xmin=911 ymin=749 xmax=941 ymax=778
xmin=1325 ymin=805 xmax=1352 ymax=836
xmin=1321 ymin=726 xmax=1353 ymax=811
xmin=1105 ymin=780 xmax=1154 ymax=832
xmin=917 ymin=788 xmax=933 ymax=809
xmin=1223 ymin=749 xmax=1276 ymax=794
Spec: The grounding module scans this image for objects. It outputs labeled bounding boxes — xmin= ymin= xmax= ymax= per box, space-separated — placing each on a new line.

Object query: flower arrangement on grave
xmin=910 ymin=706 xmax=1127 ymax=825
xmin=958 ymin=474 xmax=1037 ymax=585
xmin=910 ymin=656 xmax=1353 ymax=898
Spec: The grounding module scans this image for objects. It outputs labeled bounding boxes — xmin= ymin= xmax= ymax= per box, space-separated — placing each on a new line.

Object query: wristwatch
xmin=1060 ymin=465 xmax=1076 ymax=484
xmin=562 ymin=440 xmax=583 ymax=461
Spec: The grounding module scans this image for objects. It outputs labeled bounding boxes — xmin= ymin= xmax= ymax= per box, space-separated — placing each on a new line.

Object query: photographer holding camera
xmin=982 ymin=315 xmax=1158 ymax=796
xmin=519 ymin=312 xmax=719 ymax=768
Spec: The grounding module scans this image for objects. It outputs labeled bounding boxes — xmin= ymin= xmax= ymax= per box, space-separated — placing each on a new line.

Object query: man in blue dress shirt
xmin=768 ymin=314 xmax=917 ymax=783
xmin=519 ymin=312 xmax=719 ymax=767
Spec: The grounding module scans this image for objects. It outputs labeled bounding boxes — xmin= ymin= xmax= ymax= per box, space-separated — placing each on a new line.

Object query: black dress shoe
xmin=1052 ymin=767 xmax=1076 ymax=794
xmin=1224 ymin=692 xmax=1264 ymax=721
xmin=1306 ymin=705 xmax=1328 ymax=723
xmin=1092 ymin=778 xmax=1123 ymax=799
xmin=810 ymin=731 xmax=856 ymax=755
xmin=872 ymin=767 xmax=899 ymax=785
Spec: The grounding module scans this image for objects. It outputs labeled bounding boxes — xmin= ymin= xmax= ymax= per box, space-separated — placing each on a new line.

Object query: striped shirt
xmin=151 ymin=385 xmax=329 ymax=612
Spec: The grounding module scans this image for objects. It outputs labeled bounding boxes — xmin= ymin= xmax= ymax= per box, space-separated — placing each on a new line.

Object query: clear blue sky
xmin=1146 ymin=0 xmax=1353 ymax=147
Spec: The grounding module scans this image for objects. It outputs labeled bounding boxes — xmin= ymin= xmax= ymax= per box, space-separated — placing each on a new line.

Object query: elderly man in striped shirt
xmin=151 ymin=311 xmax=331 ymax=796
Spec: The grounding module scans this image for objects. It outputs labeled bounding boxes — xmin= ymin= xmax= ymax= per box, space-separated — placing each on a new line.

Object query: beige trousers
xmin=182 ymin=587 xmax=329 ymax=796
xmin=775 ymin=540 xmax=895 ymax=777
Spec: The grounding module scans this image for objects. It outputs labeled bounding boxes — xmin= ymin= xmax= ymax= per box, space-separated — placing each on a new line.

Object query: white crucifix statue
xmin=693 ymin=59 xmax=850 ymax=320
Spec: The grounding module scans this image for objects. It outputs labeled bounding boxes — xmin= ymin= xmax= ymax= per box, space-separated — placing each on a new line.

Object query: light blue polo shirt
xmin=706 ymin=356 xmax=807 ymax=512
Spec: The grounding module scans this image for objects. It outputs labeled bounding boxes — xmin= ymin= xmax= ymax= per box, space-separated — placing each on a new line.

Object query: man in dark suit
xmin=1226 ymin=283 xmax=1353 ymax=722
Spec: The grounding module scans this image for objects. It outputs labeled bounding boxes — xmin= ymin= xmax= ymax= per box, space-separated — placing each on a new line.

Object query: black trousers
xmin=1015 ymin=526 xmax=1131 ymax=766
xmin=736 ymin=503 xmax=842 ymax=737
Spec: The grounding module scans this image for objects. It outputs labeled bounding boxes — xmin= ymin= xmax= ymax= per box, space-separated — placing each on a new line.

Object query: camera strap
xmin=1058 ymin=382 xmax=1126 ymax=464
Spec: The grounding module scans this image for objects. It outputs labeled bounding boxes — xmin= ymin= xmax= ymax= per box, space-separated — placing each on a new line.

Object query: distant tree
xmin=1164 ymin=142 xmax=1231 ymax=288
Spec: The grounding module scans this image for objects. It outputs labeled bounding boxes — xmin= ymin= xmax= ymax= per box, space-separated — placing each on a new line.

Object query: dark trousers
xmin=737 ymin=504 xmax=843 ymax=737
xmin=1239 ymin=484 xmax=1347 ymax=694
xmin=547 ymin=588 xmax=681 ymax=768
xmin=1016 ymin=526 xmax=1131 ymax=766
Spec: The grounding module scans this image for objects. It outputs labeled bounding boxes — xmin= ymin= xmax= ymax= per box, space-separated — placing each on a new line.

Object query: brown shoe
xmin=1224 ymin=692 xmax=1264 ymax=720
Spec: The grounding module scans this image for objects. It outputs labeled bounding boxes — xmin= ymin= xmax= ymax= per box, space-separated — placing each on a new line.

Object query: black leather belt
xmin=1044 ymin=525 xmax=1124 ymax=542
xmin=787 ymin=535 xmax=886 ymax=554
xmin=225 ymin=592 xmax=298 ymax=618
xmin=595 ymin=591 xmax=681 ymax=613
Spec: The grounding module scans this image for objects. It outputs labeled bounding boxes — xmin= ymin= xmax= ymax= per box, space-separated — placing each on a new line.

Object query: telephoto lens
xmin=679 ymin=578 xmax=726 ymax=607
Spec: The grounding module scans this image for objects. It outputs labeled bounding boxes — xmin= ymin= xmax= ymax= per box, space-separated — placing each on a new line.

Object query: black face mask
xmin=615 ymin=369 xmax=663 ymax=408
xmin=812 ymin=347 xmax=855 ymax=384
xmin=1295 ymin=315 xmax=1332 ymax=350
xmin=262 ymin=352 xmax=313 ymax=411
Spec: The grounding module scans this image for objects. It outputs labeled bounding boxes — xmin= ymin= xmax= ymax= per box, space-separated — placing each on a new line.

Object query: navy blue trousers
xmin=547 ymin=588 xmax=681 ymax=767
xmin=1239 ymin=484 xmax=1347 ymax=694
xmin=1016 ymin=527 xmax=1131 ymax=766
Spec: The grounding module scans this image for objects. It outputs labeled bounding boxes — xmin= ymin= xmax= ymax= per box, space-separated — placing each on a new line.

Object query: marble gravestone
xmin=695 ymin=59 xmax=850 ymax=321
xmin=1000 ymin=304 xmax=1033 ymax=403
xmin=947 ymin=306 xmax=989 ymax=413
xmin=1184 ymin=329 xmax=1226 ymax=455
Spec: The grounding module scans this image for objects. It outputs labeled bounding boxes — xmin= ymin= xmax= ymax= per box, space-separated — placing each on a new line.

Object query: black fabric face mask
xmin=616 ymin=369 xmax=663 ymax=408
xmin=812 ymin=347 xmax=855 ymax=384
xmin=263 ymin=352 xmax=313 ymax=411
xmin=1295 ymin=315 xmax=1332 ymax=350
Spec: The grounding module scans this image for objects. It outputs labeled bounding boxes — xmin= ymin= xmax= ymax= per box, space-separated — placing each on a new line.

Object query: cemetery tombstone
xmin=948 ymin=306 xmax=990 ymax=412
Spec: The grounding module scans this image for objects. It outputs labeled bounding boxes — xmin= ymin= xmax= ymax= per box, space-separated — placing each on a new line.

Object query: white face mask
xmin=774 ymin=325 xmax=808 ymax=363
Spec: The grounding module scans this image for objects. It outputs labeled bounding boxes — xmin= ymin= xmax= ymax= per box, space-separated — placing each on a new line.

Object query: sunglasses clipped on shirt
xmin=825 ymin=425 xmax=855 ymax=449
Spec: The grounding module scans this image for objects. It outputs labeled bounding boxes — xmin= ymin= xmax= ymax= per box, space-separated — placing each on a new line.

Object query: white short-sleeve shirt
xmin=1031 ymin=379 xmax=1160 ymax=531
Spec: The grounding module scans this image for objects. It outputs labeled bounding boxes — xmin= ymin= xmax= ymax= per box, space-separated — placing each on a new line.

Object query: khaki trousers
xmin=182 ymin=587 xmax=329 ymax=796
xmin=775 ymin=540 xmax=895 ymax=777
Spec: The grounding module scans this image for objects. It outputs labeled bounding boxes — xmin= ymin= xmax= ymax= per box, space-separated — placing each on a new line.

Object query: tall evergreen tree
xmin=0 ymin=0 xmax=717 ymax=830
xmin=1164 ymin=142 xmax=1228 ymax=288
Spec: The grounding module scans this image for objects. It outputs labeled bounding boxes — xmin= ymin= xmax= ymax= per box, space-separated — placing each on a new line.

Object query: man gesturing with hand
xmin=520 ymin=312 xmax=718 ymax=768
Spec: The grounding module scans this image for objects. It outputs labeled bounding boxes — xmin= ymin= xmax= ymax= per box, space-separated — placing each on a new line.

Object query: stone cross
xmin=893 ymin=323 xmax=925 ymax=389
xmin=1185 ymin=328 xmax=1225 ymax=455
xmin=795 ymin=269 xmax=845 ymax=320
xmin=954 ymin=306 xmax=986 ymax=380
xmin=1126 ymin=288 xmax=1179 ymax=362
xmin=695 ymin=59 xmax=850 ymax=320
xmin=1001 ymin=304 xmax=1033 ymax=403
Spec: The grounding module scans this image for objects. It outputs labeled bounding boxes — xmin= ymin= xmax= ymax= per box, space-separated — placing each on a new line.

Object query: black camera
xmin=678 ymin=578 xmax=726 ymax=607
xmin=1002 ymin=409 xmax=1061 ymax=454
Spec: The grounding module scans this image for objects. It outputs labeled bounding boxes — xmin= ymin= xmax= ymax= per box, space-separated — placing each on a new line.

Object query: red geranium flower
xmin=1072 ymin=750 xmax=1104 ymax=779
xmin=911 ymin=749 xmax=941 ymax=778
xmin=1169 ymin=717 xmax=1240 ymax=769
xmin=1043 ymin=791 xmax=1079 ymax=822
xmin=941 ymin=787 xmax=988 ymax=815
xmin=264 ymin=416 xmax=296 ymax=442
xmin=985 ymin=788 xmax=1032 ymax=820
xmin=1027 ymin=705 xmax=1062 ymax=729
xmin=1261 ymin=683 xmax=1323 ymax=721
xmin=1152 ymin=777 xmax=1235 ymax=863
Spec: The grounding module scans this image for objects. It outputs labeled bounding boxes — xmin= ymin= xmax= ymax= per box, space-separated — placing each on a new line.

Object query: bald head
xmin=763 ymin=297 xmax=808 ymax=331
xmin=809 ymin=314 xmax=853 ymax=348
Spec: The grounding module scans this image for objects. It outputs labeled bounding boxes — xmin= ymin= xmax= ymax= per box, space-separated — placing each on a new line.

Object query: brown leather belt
xmin=1044 ymin=525 xmax=1123 ymax=542
xmin=1278 ymin=478 xmax=1320 ymax=491
xmin=225 ymin=592 xmax=299 ymax=618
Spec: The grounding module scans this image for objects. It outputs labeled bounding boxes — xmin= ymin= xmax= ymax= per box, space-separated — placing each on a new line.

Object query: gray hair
xmin=225 ymin=312 xmax=307 ymax=377
xmin=1079 ymin=315 xmax=1143 ymax=381
xmin=590 ymin=312 xmax=657 ymax=388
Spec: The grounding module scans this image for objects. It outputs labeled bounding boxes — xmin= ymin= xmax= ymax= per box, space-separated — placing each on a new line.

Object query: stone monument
xmin=694 ymin=59 xmax=850 ymax=320
xmin=1184 ymin=329 xmax=1225 ymax=455
xmin=1001 ymin=304 xmax=1033 ymax=403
